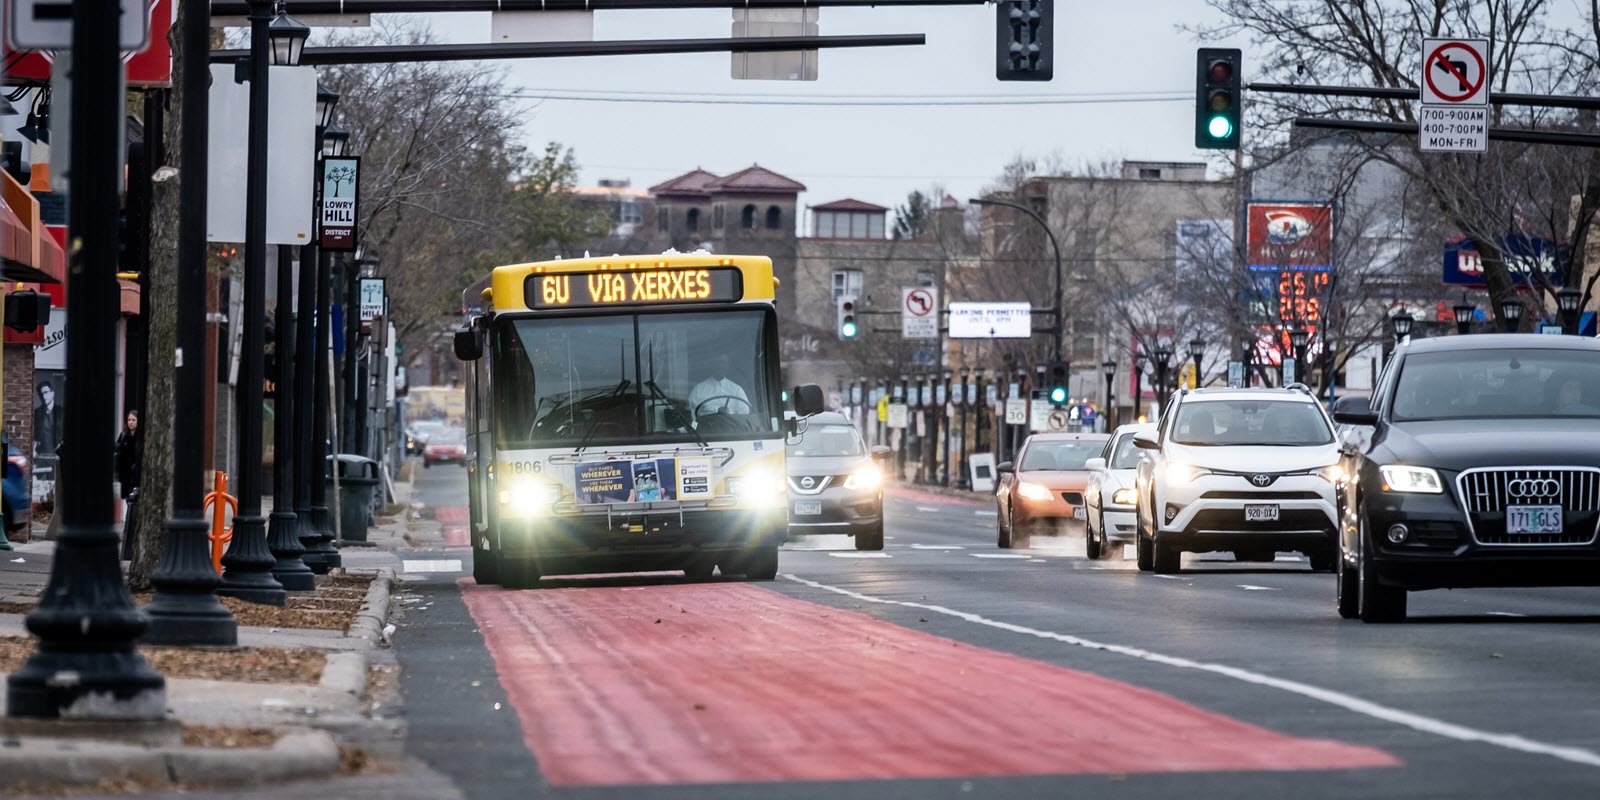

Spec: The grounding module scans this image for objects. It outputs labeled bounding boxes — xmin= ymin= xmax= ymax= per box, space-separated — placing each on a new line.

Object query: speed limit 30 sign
xmin=1418 ymin=37 xmax=1489 ymax=153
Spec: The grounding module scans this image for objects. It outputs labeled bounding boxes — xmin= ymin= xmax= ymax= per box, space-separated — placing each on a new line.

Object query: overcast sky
xmin=417 ymin=5 xmax=1248 ymax=223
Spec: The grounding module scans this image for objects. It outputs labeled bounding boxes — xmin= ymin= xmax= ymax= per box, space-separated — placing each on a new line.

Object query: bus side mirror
xmin=453 ymin=327 xmax=482 ymax=361
xmin=791 ymin=384 xmax=824 ymax=417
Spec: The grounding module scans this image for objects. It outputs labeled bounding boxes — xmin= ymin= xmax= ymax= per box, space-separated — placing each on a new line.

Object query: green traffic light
xmin=841 ymin=320 xmax=858 ymax=338
xmin=1049 ymin=387 xmax=1067 ymax=404
xmin=1208 ymin=114 xmax=1233 ymax=139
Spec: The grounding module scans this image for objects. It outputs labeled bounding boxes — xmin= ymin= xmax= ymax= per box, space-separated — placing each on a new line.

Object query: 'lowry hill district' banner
xmin=575 ymin=457 xmax=714 ymax=504
xmin=319 ymin=156 xmax=361 ymax=251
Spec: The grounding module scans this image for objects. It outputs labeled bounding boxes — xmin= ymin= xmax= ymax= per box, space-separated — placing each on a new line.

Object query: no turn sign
xmin=1419 ymin=37 xmax=1489 ymax=153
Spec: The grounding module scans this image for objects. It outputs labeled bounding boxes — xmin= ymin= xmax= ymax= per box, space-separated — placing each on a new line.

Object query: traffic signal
xmin=1047 ymin=361 xmax=1069 ymax=407
xmin=837 ymin=296 xmax=859 ymax=339
xmin=1195 ymin=48 xmax=1242 ymax=149
xmin=4 ymin=290 xmax=50 ymax=332
xmin=996 ymin=0 xmax=1052 ymax=82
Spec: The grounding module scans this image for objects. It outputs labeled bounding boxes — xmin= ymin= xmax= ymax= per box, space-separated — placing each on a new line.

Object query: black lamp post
xmin=941 ymin=369 xmax=953 ymax=486
xmin=221 ymin=3 xmax=309 ymax=604
xmin=1131 ymin=350 xmax=1145 ymax=421
xmin=957 ymin=366 xmax=970 ymax=489
xmin=1391 ymin=312 xmax=1414 ymax=345
xmin=322 ymin=122 xmax=349 ymax=157
xmin=1498 ymin=296 xmax=1523 ymax=333
xmin=7 ymin=0 xmax=167 ymax=718
xmin=1152 ymin=342 xmax=1174 ymax=410
xmin=1187 ymin=336 xmax=1204 ymax=389
xmin=144 ymin=0 xmax=240 ymax=646
xmin=973 ymin=367 xmax=987 ymax=456
xmin=1240 ymin=338 xmax=1255 ymax=388
xmin=1289 ymin=328 xmax=1309 ymax=385
xmin=1556 ymin=287 xmax=1583 ymax=335
xmin=1452 ymin=300 xmax=1475 ymax=336
xmin=295 ymin=89 xmax=343 ymax=574
xmin=1101 ymin=360 xmax=1116 ymax=431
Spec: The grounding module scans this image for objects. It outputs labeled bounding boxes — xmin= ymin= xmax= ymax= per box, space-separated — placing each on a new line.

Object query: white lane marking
xmin=975 ymin=510 xmax=997 ymax=517
xmin=1237 ymin=584 xmax=1280 ymax=592
xmin=910 ymin=544 xmax=965 ymax=550
xmin=403 ymin=559 xmax=463 ymax=574
xmin=827 ymin=552 xmax=891 ymax=559
xmin=915 ymin=505 xmax=942 ymax=513
xmin=1486 ymin=611 xmax=1528 ymax=618
xmin=1028 ymin=558 xmax=1047 ymax=563
xmin=1152 ymin=574 xmax=1185 ymax=580
xmin=781 ymin=575 xmax=1600 ymax=770
xmin=971 ymin=553 xmax=1031 ymax=559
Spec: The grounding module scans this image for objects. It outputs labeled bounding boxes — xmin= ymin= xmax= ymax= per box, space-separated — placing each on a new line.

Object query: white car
xmin=1133 ymin=386 xmax=1342 ymax=574
xmin=1083 ymin=423 xmax=1155 ymax=560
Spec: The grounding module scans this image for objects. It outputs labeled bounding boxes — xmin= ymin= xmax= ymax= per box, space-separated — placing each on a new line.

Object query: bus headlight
xmin=843 ymin=465 xmax=881 ymax=491
xmin=499 ymin=482 xmax=560 ymax=517
xmin=728 ymin=471 xmax=784 ymax=509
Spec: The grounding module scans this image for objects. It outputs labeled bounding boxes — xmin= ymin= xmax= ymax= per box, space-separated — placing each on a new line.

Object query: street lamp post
xmin=1556 ymin=287 xmax=1583 ymax=335
xmin=1498 ymin=296 xmax=1523 ymax=333
xmin=1152 ymin=342 xmax=1174 ymax=410
xmin=1101 ymin=360 xmax=1116 ymax=432
xmin=957 ymin=366 xmax=970 ymax=489
xmin=7 ymin=0 xmax=167 ymax=718
xmin=144 ymin=0 xmax=240 ymax=646
xmin=1289 ymin=328 xmax=1309 ymax=385
xmin=1391 ymin=312 xmax=1414 ymax=347
xmin=1187 ymin=336 xmax=1204 ymax=389
xmin=970 ymin=197 xmax=1064 ymax=361
xmin=221 ymin=3 xmax=308 ymax=604
xmin=1131 ymin=350 xmax=1145 ymax=422
xmin=973 ymin=367 xmax=987 ymax=457
xmin=1453 ymin=300 xmax=1475 ymax=336
xmin=294 ymin=87 xmax=342 ymax=574
xmin=941 ymin=370 xmax=953 ymax=486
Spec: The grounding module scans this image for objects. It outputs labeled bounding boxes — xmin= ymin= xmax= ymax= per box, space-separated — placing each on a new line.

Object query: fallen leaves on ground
xmin=0 ymin=637 xmax=325 ymax=685
xmin=0 ymin=600 xmax=31 ymax=614
xmin=181 ymin=724 xmax=281 ymax=748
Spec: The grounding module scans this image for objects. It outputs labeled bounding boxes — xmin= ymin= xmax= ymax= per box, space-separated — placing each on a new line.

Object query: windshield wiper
xmin=575 ymin=379 xmax=632 ymax=453
xmin=645 ymin=380 xmax=710 ymax=451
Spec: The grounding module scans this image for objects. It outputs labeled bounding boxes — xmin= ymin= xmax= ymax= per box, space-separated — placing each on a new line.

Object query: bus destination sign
xmin=529 ymin=267 xmax=744 ymax=309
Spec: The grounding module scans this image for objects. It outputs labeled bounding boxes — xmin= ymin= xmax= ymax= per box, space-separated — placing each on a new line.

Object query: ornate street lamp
xmin=1132 ymin=349 xmax=1146 ymax=421
xmin=1391 ymin=311 xmax=1414 ymax=344
xmin=1101 ymin=359 xmax=1117 ymax=431
xmin=315 ymin=82 xmax=338 ymax=130
xmin=1556 ymin=287 xmax=1583 ymax=335
xmin=1453 ymin=300 xmax=1475 ymax=336
xmin=268 ymin=9 xmax=310 ymax=67
xmin=1498 ymin=296 xmax=1523 ymax=333
xmin=1289 ymin=328 xmax=1309 ymax=385
xmin=321 ymin=122 xmax=349 ymax=157
xmin=1187 ymin=336 xmax=1205 ymax=388
xmin=1152 ymin=342 xmax=1174 ymax=409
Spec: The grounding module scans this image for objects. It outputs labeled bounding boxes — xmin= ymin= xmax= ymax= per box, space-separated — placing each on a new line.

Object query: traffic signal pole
xmin=969 ymin=197 xmax=1063 ymax=361
xmin=212 ymin=34 xmax=929 ymax=66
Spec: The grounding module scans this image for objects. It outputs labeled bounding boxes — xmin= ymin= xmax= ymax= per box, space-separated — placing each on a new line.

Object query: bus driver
xmin=687 ymin=353 xmax=751 ymax=424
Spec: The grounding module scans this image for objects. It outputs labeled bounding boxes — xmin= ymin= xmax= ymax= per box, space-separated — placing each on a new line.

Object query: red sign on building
xmin=1246 ymin=201 xmax=1335 ymax=272
xmin=1 ymin=0 xmax=173 ymax=87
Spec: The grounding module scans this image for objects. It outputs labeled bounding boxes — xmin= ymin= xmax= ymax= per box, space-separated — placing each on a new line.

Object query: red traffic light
xmin=1208 ymin=59 xmax=1233 ymax=82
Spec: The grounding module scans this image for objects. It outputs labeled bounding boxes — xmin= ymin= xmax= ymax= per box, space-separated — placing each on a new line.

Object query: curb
xmin=348 ymin=568 xmax=394 ymax=645
xmin=0 ymin=730 xmax=341 ymax=791
xmin=318 ymin=651 xmax=368 ymax=700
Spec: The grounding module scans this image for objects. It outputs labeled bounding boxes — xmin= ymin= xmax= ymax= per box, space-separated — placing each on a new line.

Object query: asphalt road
xmin=392 ymin=463 xmax=1600 ymax=799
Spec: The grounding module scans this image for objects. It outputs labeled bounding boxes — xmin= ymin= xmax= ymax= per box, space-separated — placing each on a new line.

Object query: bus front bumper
xmin=496 ymin=508 xmax=786 ymax=574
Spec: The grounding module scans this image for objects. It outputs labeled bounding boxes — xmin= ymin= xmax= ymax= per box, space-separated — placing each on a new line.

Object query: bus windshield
xmin=493 ymin=308 xmax=778 ymax=448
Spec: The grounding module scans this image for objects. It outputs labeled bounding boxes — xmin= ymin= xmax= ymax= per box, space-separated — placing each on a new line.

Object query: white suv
xmin=1133 ymin=387 xmax=1342 ymax=574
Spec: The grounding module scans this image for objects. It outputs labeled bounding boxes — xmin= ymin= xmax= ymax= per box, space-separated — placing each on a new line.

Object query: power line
xmin=495 ymin=90 xmax=1190 ymax=107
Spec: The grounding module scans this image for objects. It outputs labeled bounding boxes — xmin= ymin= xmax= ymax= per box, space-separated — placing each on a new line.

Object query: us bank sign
xmin=319 ymin=156 xmax=361 ymax=251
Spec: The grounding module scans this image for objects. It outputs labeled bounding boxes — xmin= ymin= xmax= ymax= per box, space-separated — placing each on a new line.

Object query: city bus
xmin=454 ymin=253 xmax=821 ymax=589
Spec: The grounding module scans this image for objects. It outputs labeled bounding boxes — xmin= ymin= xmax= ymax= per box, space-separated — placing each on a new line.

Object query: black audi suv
xmin=1332 ymin=334 xmax=1600 ymax=622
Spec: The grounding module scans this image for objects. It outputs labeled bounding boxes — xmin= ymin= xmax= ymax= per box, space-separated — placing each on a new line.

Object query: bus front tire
xmin=738 ymin=546 xmax=779 ymax=581
xmin=502 ymin=558 xmax=542 ymax=590
xmin=472 ymin=539 xmax=501 ymax=586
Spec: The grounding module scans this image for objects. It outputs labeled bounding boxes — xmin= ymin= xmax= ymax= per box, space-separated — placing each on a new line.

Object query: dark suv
xmin=1332 ymin=334 xmax=1600 ymax=623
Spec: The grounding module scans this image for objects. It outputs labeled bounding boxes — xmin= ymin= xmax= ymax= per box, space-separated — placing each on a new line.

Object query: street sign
xmin=1283 ymin=357 xmax=1297 ymax=386
xmin=901 ymin=286 xmax=938 ymax=339
xmin=318 ymin=156 xmax=361 ymax=251
xmin=1419 ymin=37 xmax=1489 ymax=153
xmin=1030 ymin=402 xmax=1051 ymax=432
xmin=876 ymin=395 xmax=889 ymax=421
xmin=359 ymin=277 xmax=386 ymax=322
xmin=887 ymin=403 xmax=908 ymax=429
xmin=1046 ymin=409 xmax=1070 ymax=431
xmin=1227 ymin=360 xmax=1244 ymax=388
xmin=948 ymin=302 xmax=1032 ymax=339
xmin=7 ymin=0 xmax=152 ymax=52
xmin=1004 ymin=398 xmax=1027 ymax=425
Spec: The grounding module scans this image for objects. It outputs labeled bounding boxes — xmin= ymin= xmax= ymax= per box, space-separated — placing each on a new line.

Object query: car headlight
xmin=1163 ymin=463 xmax=1212 ymax=484
xmin=1317 ymin=464 xmax=1348 ymax=483
xmin=499 ymin=482 xmax=560 ymax=517
xmin=1379 ymin=465 xmax=1443 ymax=494
xmin=1111 ymin=487 xmax=1137 ymax=506
xmin=843 ymin=464 xmax=881 ymax=491
xmin=729 ymin=471 xmax=784 ymax=509
xmin=1017 ymin=481 xmax=1055 ymax=502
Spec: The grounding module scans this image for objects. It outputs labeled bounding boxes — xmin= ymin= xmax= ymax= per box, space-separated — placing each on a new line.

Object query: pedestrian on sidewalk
xmin=116 ymin=410 xmax=141 ymax=561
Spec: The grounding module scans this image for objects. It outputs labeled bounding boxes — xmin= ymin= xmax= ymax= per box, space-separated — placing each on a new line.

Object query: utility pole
xmin=7 ymin=0 xmax=167 ymax=718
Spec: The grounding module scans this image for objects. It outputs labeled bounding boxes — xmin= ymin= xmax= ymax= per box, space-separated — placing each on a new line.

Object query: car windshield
xmin=789 ymin=424 xmax=863 ymax=457
xmin=1020 ymin=440 xmax=1104 ymax=471
xmin=1171 ymin=399 xmax=1333 ymax=446
xmin=1393 ymin=349 xmax=1600 ymax=421
xmin=1109 ymin=433 xmax=1144 ymax=469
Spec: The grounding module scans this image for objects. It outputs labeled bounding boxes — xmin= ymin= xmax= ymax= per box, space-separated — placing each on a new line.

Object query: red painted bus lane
xmin=459 ymin=580 xmax=1397 ymax=786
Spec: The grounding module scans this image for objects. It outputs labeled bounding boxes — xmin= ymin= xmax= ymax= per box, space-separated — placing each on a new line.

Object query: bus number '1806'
xmin=507 ymin=461 xmax=540 ymax=474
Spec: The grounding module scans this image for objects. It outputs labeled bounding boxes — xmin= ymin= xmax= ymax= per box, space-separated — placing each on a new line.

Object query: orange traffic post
xmin=204 ymin=472 xmax=238 ymax=575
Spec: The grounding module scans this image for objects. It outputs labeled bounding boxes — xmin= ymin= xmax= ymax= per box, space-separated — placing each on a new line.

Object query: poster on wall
xmin=31 ymin=370 xmax=64 ymax=501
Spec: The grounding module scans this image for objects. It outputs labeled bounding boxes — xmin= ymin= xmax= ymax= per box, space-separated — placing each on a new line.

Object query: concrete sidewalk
xmin=0 ymin=485 xmax=420 ymax=794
